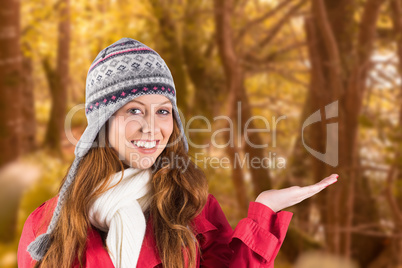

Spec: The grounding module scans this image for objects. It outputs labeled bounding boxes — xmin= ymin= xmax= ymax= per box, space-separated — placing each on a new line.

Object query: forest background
xmin=1 ymin=0 xmax=402 ymax=267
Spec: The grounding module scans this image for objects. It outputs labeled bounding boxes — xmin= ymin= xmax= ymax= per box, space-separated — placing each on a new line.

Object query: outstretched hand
xmin=255 ymin=174 xmax=339 ymax=213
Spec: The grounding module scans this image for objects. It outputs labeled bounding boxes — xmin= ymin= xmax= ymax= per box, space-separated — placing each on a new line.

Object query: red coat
xmin=18 ymin=194 xmax=293 ymax=267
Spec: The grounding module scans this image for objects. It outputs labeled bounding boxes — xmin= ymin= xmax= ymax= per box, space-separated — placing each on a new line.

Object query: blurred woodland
xmin=1 ymin=0 xmax=402 ymax=267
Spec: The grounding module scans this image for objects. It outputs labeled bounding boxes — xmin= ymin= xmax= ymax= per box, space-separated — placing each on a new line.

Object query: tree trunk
xmin=238 ymin=83 xmax=274 ymax=197
xmin=148 ymin=0 xmax=190 ymax=119
xmin=213 ymin=0 xmax=249 ymax=218
xmin=0 ymin=0 xmax=23 ymax=167
xmin=182 ymin=1 xmax=227 ymax=122
xmin=21 ymin=41 xmax=36 ymax=154
xmin=43 ymin=0 xmax=70 ymax=156
xmin=0 ymin=0 xmax=22 ymax=242
xmin=306 ymin=0 xmax=387 ymax=266
xmin=375 ymin=0 xmax=402 ymax=266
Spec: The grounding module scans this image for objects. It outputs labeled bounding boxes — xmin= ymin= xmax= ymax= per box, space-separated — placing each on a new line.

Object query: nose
xmin=141 ymin=112 xmax=159 ymax=137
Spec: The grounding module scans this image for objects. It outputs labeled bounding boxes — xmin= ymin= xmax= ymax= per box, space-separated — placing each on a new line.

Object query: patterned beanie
xmin=27 ymin=37 xmax=188 ymax=261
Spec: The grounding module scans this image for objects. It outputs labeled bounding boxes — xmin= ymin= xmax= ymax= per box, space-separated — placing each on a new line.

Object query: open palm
xmin=255 ymin=174 xmax=339 ymax=213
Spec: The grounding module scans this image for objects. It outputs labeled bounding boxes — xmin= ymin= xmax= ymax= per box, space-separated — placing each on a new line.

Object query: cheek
xmin=125 ymin=121 xmax=141 ymax=138
xmin=108 ymin=118 xmax=131 ymax=148
xmin=160 ymin=119 xmax=173 ymax=139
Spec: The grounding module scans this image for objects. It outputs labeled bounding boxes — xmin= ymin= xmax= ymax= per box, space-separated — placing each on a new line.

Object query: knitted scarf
xmin=88 ymin=167 xmax=152 ymax=268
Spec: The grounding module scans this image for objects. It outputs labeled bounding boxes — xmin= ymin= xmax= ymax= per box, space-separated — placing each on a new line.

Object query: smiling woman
xmin=17 ymin=37 xmax=337 ymax=268
xmin=107 ymin=95 xmax=174 ymax=169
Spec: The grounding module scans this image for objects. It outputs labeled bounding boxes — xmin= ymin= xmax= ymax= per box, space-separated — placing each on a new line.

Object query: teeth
xmin=133 ymin=140 xmax=157 ymax=149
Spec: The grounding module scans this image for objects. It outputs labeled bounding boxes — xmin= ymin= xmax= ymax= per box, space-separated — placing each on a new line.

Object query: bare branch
xmin=254 ymin=0 xmax=307 ymax=49
xmin=372 ymin=69 xmax=400 ymax=88
xmin=312 ymin=0 xmax=343 ymax=97
xmin=357 ymin=0 xmax=387 ymax=65
xmin=242 ymin=41 xmax=306 ymax=64
xmin=235 ymin=0 xmax=295 ymax=42
xmin=248 ymin=97 xmax=303 ymax=108
xmin=242 ymin=63 xmax=309 ymax=87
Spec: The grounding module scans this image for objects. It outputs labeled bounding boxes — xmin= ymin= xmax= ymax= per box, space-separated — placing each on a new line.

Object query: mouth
xmin=131 ymin=139 xmax=160 ymax=149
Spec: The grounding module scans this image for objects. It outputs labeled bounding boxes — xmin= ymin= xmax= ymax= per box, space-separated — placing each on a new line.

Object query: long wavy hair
xmin=35 ymin=114 xmax=209 ymax=268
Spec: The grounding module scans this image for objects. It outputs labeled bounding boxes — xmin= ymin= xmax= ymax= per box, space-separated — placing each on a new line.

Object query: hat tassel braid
xmin=27 ymin=156 xmax=83 ymax=261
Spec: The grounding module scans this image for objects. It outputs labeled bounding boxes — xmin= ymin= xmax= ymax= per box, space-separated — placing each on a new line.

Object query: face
xmin=107 ymin=94 xmax=174 ymax=169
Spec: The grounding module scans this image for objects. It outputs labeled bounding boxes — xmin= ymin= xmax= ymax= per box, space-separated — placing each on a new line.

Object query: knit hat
xmin=27 ymin=37 xmax=189 ymax=261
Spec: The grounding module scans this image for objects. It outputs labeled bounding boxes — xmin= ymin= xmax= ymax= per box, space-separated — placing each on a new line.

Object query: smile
xmin=131 ymin=140 xmax=159 ymax=149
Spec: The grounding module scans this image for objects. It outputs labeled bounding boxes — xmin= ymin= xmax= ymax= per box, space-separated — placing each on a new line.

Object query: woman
xmin=17 ymin=38 xmax=338 ymax=268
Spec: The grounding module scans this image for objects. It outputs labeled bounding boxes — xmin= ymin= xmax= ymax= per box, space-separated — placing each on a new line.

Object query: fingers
xmin=318 ymin=174 xmax=338 ymax=187
xmin=299 ymin=174 xmax=338 ymax=199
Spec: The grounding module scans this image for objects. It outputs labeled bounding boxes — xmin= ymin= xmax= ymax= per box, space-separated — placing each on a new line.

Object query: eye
xmin=128 ymin=108 xmax=141 ymax=115
xmin=158 ymin=109 xmax=171 ymax=115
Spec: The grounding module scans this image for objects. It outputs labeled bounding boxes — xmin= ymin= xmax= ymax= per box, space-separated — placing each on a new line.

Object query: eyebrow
xmin=130 ymin=99 xmax=172 ymax=106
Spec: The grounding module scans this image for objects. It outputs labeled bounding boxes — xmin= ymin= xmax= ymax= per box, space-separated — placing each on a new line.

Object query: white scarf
xmin=88 ymin=167 xmax=152 ymax=268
